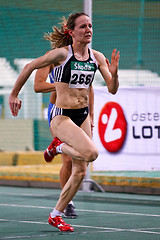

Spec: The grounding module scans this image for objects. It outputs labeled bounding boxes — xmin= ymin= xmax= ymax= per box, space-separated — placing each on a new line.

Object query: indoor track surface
xmin=0 ymin=186 xmax=160 ymax=240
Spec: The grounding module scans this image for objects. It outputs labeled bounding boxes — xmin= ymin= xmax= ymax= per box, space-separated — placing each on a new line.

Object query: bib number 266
xmin=70 ymin=73 xmax=93 ymax=85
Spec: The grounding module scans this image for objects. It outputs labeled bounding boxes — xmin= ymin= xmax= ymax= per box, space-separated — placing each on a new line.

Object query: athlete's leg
xmin=55 ymin=157 xmax=87 ymax=212
xmin=59 ymin=154 xmax=78 ymax=218
xmin=50 ymin=115 xmax=99 ymax=162
xmin=60 ymin=153 xmax=72 ymax=189
xmin=50 ymin=116 xmax=96 ymax=213
xmin=48 ymin=104 xmax=78 ymax=217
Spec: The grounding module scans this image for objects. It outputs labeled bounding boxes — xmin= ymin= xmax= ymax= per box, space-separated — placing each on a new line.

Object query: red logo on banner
xmin=98 ymin=102 xmax=127 ymax=153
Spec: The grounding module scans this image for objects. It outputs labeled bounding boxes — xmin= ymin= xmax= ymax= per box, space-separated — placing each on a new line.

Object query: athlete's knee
xmin=88 ymin=149 xmax=99 ymax=162
xmin=73 ymin=167 xmax=86 ymax=182
xmin=84 ymin=146 xmax=99 ymax=163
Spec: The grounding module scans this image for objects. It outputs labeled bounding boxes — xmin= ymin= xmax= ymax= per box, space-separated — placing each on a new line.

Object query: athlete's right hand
xmin=9 ymin=94 xmax=22 ymax=117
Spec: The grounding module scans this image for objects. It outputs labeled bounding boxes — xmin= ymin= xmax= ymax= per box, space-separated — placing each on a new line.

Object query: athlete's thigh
xmin=50 ymin=115 xmax=94 ymax=153
xmin=80 ymin=115 xmax=92 ymax=139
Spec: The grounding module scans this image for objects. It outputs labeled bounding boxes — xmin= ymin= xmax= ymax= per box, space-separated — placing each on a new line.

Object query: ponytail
xmin=44 ymin=17 xmax=72 ymax=49
xmin=44 ymin=12 xmax=89 ymax=49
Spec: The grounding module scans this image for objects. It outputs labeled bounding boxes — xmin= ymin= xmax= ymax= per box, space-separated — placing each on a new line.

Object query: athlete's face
xmin=71 ymin=15 xmax=92 ymax=44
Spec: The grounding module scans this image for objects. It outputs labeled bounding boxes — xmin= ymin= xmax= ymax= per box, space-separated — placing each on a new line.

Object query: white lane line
xmin=0 ymin=203 xmax=50 ymax=209
xmin=129 ymin=229 xmax=160 ymax=235
xmin=0 ymin=235 xmax=50 ymax=239
xmin=77 ymin=209 xmax=160 ymax=217
xmin=0 ymin=203 xmax=160 ymax=217
xmin=0 ymin=218 xmax=122 ymax=231
xmin=0 ymin=192 xmax=45 ymax=197
xmin=0 ymin=230 xmax=134 ymax=240
xmin=0 ymin=219 xmax=160 ymax=236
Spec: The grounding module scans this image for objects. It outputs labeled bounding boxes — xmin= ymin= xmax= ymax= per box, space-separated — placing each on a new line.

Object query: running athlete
xmin=9 ymin=12 xmax=120 ymax=232
xmin=34 ymin=66 xmax=80 ymax=218
xmin=34 ymin=51 xmax=94 ymax=219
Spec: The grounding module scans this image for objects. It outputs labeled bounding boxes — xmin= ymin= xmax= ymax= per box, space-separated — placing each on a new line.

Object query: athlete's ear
xmin=68 ymin=29 xmax=74 ymax=38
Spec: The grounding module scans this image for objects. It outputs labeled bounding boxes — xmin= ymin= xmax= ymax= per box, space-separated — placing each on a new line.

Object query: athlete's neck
xmin=72 ymin=44 xmax=89 ymax=61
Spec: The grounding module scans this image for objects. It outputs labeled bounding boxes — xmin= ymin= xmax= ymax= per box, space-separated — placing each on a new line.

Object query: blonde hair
xmin=44 ymin=12 xmax=89 ymax=49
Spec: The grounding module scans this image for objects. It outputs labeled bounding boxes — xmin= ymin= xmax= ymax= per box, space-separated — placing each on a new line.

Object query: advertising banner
xmin=93 ymin=86 xmax=160 ymax=171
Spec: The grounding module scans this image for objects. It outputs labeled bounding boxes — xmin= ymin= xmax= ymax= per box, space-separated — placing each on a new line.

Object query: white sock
xmin=56 ymin=143 xmax=65 ymax=154
xmin=50 ymin=208 xmax=63 ymax=218
xmin=69 ymin=200 xmax=74 ymax=206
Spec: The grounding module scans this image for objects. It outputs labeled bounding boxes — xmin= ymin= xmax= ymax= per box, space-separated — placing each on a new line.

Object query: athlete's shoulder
xmin=92 ymin=49 xmax=105 ymax=59
xmin=52 ymin=46 xmax=69 ymax=55
xmin=91 ymin=49 xmax=106 ymax=66
xmin=50 ymin=47 xmax=67 ymax=58
xmin=47 ymin=46 xmax=69 ymax=66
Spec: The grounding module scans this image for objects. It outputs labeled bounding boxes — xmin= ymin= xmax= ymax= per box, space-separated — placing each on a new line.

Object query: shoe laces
xmin=57 ymin=216 xmax=70 ymax=226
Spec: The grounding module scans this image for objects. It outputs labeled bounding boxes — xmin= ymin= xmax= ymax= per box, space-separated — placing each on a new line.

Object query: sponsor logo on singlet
xmin=98 ymin=102 xmax=127 ymax=152
xmin=69 ymin=61 xmax=95 ymax=89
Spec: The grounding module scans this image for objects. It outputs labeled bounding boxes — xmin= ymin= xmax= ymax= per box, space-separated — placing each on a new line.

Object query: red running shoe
xmin=48 ymin=214 xmax=74 ymax=232
xmin=44 ymin=137 xmax=63 ymax=162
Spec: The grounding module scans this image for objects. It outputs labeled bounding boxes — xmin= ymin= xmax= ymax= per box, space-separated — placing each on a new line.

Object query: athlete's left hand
xmin=107 ymin=49 xmax=120 ymax=78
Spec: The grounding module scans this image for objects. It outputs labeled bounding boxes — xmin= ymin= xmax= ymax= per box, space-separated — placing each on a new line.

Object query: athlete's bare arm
xmin=34 ymin=65 xmax=55 ymax=93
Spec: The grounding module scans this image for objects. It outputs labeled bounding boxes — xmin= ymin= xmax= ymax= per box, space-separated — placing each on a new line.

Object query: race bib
xmin=69 ymin=61 xmax=95 ymax=88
